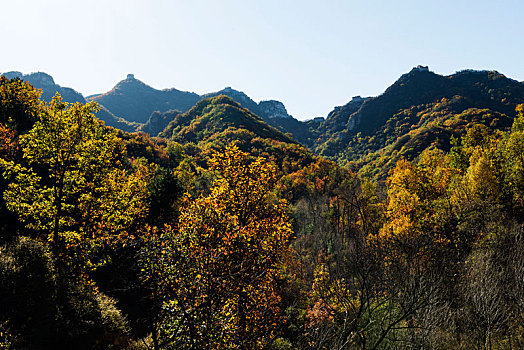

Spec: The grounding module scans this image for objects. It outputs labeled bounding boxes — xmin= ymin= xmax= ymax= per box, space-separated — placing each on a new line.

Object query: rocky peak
xmin=2 ymin=71 xmax=56 ymax=87
xmin=139 ymin=109 xmax=180 ymax=137
xmin=347 ymin=96 xmax=366 ymax=106
xmin=219 ymin=87 xmax=250 ymax=101
xmin=203 ymin=87 xmax=261 ymax=116
xmin=26 ymin=72 xmax=56 ymax=86
xmin=258 ymin=100 xmax=292 ymax=119
xmin=1 ymin=71 xmax=84 ymax=104
xmin=411 ymin=65 xmax=429 ymax=73
xmin=2 ymin=71 xmax=24 ymax=80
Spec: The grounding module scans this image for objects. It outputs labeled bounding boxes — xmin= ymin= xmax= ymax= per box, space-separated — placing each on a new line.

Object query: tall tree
xmin=142 ymin=145 xmax=293 ymax=349
xmin=1 ymin=94 xmax=150 ymax=269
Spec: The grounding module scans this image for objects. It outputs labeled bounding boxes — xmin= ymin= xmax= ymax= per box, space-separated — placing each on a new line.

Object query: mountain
xmin=155 ymin=95 xmax=318 ymax=181
xmin=5 ymin=68 xmax=524 ymax=179
xmin=202 ymin=87 xmax=262 ymax=117
xmin=2 ymin=71 xmax=85 ymax=104
xmin=159 ymin=95 xmax=294 ymax=145
xmin=320 ymin=96 xmax=369 ymax=134
xmin=258 ymin=100 xmax=292 ymax=119
xmin=138 ymin=109 xmax=180 ymax=137
xmin=315 ymin=66 xmax=524 ymax=178
xmin=200 ymin=87 xmax=317 ymax=144
xmin=0 ymin=71 xmax=139 ymax=132
xmin=87 ymin=74 xmax=200 ymax=124
xmin=202 ymin=87 xmax=297 ymax=121
xmin=345 ymin=67 xmax=524 ymax=136
xmin=88 ymin=79 xmax=309 ymax=142
xmin=2 ymin=72 xmax=306 ymax=140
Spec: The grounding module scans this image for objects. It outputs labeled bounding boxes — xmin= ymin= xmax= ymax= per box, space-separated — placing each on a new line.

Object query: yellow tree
xmin=379 ymin=149 xmax=457 ymax=252
xmin=0 ymin=75 xmax=42 ymax=134
xmin=1 ymin=95 xmax=150 ymax=269
xmin=0 ymin=76 xmax=43 ymax=238
xmin=143 ymin=145 xmax=293 ymax=349
xmin=501 ymin=104 xmax=524 ymax=208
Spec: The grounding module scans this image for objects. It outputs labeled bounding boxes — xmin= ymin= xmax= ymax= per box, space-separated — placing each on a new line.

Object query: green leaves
xmin=2 ymin=94 xmax=150 ymax=270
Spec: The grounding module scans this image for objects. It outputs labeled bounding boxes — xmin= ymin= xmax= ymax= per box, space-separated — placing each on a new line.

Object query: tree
xmin=141 ymin=145 xmax=293 ymax=349
xmin=0 ymin=76 xmax=42 ymax=134
xmin=0 ymin=76 xmax=43 ymax=240
xmin=500 ymin=104 xmax=524 ymax=210
xmin=1 ymin=94 xmax=150 ymax=270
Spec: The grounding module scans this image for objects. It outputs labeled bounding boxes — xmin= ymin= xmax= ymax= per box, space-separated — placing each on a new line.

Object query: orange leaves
xmin=0 ymin=124 xmax=18 ymax=160
xmin=378 ymin=150 xmax=460 ymax=263
xmin=146 ymin=145 xmax=293 ymax=348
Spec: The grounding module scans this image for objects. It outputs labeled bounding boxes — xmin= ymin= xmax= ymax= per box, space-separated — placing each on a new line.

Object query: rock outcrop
xmin=258 ymin=100 xmax=292 ymax=119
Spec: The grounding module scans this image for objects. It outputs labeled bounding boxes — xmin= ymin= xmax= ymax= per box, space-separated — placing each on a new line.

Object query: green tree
xmin=1 ymin=94 xmax=149 ymax=269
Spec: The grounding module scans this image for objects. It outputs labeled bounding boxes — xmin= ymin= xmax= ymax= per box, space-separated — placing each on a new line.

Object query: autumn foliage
xmin=1 ymin=75 xmax=524 ymax=349
xmin=141 ymin=146 xmax=292 ymax=349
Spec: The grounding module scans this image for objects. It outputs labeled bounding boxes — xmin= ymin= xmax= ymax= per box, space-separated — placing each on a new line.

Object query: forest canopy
xmin=1 ymin=75 xmax=524 ymax=349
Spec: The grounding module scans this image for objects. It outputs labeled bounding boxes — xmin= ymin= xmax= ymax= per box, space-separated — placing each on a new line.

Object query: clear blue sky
xmin=1 ymin=0 xmax=523 ymax=120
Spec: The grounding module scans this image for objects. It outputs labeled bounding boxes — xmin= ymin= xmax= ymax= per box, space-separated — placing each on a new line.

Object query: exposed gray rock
xmin=139 ymin=110 xmax=180 ymax=137
xmin=258 ymin=100 xmax=292 ymax=119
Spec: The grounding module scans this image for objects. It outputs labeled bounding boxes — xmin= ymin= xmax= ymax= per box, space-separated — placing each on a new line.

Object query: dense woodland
xmin=1 ymin=73 xmax=524 ymax=349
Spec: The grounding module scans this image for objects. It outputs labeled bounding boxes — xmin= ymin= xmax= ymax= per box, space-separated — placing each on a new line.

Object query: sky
xmin=1 ymin=0 xmax=524 ymax=120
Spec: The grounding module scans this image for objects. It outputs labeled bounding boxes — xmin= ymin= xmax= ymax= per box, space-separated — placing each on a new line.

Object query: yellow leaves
xmin=378 ymin=150 xmax=462 ymax=262
xmin=209 ymin=145 xmax=277 ymax=213
xmin=0 ymin=75 xmax=42 ymax=133
xmin=513 ymin=104 xmax=524 ymax=132
xmin=463 ymin=149 xmax=500 ymax=201
xmin=310 ymin=264 xmax=353 ymax=323
xmin=92 ymin=163 xmax=151 ymax=232
xmin=148 ymin=145 xmax=292 ymax=347
xmin=2 ymin=94 xmax=153 ymax=277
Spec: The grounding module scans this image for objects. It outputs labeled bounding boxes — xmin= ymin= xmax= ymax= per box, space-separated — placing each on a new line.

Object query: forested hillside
xmin=315 ymin=68 xmax=524 ymax=179
xmin=1 ymin=72 xmax=524 ymax=349
xmin=8 ymin=68 xmax=524 ymax=178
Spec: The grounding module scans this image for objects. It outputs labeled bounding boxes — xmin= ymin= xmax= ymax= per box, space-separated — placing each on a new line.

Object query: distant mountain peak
xmin=113 ymin=75 xmax=151 ymax=90
xmin=216 ymin=86 xmax=248 ymax=97
xmin=0 ymin=71 xmax=139 ymax=131
xmin=411 ymin=65 xmax=429 ymax=73
xmin=3 ymin=71 xmax=56 ymax=86
xmin=159 ymin=95 xmax=294 ymax=145
xmin=28 ymin=72 xmax=56 ymax=86
xmin=1 ymin=71 xmax=79 ymax=102
xmin=88 ymin=75 xmax=200 ymax=123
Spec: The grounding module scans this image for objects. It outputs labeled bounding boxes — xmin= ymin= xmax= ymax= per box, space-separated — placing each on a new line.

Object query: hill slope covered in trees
xmin=1 ymin=70 xmax=524 ymax=349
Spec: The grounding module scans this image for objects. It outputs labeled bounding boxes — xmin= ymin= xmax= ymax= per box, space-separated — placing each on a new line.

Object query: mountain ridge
xmin=158 ymin=95 xmax=295 ymax=146
xmin=0 ymin=71 xmax=139 ymax=132
xmin=87 ymin=74 xmax=201 ymax=124
xmin=4 ymin=67 xmax=524 ymax=180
